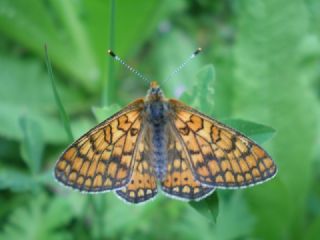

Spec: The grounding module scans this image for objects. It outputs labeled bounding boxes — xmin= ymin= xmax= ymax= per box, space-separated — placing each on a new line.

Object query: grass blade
xmin=102 ymin=0 xmax=116 ymax=106
xmin=44 ymin=44 xmax=74 ymax=142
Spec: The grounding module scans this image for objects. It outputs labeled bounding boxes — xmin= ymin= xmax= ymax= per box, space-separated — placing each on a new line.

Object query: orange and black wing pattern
xmin=54 ymin=99 xmax=144 ymax=192
xmin=161 ymin=132 xmax=215 ymax=201
xmin=116 ymin=141 xmax=158 ymax=204
xmin=169 ymin=99 xmax=277 ymax=188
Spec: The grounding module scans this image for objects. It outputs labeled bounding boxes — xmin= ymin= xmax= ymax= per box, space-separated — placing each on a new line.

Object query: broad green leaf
xmin=0 ymin=0 xmax=98 ymax=90
xmin=89 ymin=194 xmax=159 ymax=238
xmin=0 ymin=55 xmax=90 ymax=144
xmin=181 ymin=64 xmax=215 ymax=116
xmin=233 ymin=0 xmax=318 ymax=238
xmin=173 ymin=205 xmax=216 ymax=240
xmin=222 ymin=118 xmax=276 ymax=144
xmin=176 ymin=192 xmax=255 ymax=240
xmin=44 ymin=195 xmax=76 ymax=231
xmin=19 ymin=116 xmax=44 ymax=175
xmin=305 ymin=216 xmax=320 ymax=240
xmin=206 ymin=41 xmax=235 ymax=119
xmin=0 ymin=139 xmax=21 ymax=165
xmin=0 ymin=194 xmax=73 ymax=240
xmin=0 ymin=169 xmax=37 ymax=192
xmin=307 ymin=0 xmax=320 ymax=37
xmin=36 ymin=169 xmax=55 ymax=187
xmin=0 ymin=103 xmax=64 ymax=144
xmin=92 ymin=105 xmax=121 ymax=123
xmin=0 ymin=103 xmax=93 ymax=145
xmin=212 ymin=191 xmax=255 ymax=240
xmin=189 ymin=192 xmax=219 ymax=223
xmin=0 ymin=56 xmax=87 ymax=114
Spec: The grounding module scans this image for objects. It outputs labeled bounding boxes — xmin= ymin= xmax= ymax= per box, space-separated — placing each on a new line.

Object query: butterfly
xmin=54 ymin=79 xmax=277 ymax=204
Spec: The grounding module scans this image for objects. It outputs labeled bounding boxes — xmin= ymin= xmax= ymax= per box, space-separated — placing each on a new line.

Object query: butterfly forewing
xmin=169 ymin=99 xmax=277 ymax=188
xmin=55 ymin=99 xmax=145 ymax=192
xmin=116 ymin=140 xmax=158 ymax=204
xmin=161 ymin=132 xmax=215 ymax=201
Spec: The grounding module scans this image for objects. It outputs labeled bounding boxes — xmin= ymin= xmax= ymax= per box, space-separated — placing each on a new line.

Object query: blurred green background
xmin=0 ymin=0 xmax=320 ymax=239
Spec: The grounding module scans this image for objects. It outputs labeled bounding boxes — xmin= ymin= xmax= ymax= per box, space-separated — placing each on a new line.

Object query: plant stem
xmin=102 ymin=0 xmax=116 ymax=106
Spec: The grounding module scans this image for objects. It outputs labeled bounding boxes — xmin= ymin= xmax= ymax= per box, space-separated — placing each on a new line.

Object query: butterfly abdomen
xmin=146 ymin=101 xmax=169 ymax=181
xmin=151 ymin=123 xmax=167 ymax=181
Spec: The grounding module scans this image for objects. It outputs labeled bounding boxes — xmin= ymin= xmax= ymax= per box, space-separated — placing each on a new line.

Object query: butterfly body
xmin=55 ymin=81 xmax=277 ymax=204
xmin=145 ymin=83 xmax=169 ymax=181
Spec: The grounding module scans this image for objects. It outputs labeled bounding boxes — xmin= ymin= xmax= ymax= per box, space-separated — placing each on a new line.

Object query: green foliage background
xmin=0 ymin=0 xmax=319 ymax=239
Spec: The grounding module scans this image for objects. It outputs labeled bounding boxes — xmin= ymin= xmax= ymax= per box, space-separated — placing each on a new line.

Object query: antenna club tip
xmin=194 ymin=47 xmax=202 ymax=55
xmin=108 ymin=49 xmax=116 ymax=57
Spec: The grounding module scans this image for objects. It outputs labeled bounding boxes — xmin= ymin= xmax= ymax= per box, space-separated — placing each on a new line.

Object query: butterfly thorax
xmin=145 ymin=82 xmax=167 ymax=124
xmin=145 ymin=82 xmax=169 ymax=181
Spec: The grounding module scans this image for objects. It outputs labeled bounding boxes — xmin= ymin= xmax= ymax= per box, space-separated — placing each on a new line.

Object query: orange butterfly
xmin=54 ymin=50 xmax=277 ymax=204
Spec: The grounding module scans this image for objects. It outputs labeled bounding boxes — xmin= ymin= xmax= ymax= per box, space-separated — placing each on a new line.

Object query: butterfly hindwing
xmin=161 ymin=130 xmax=215 ymax=201
xmin=116 ymin=140 xmax=158 ymax=204
xmin=169 ymin=99 xmax=277 ymax=188
xmin=54 ymin=99 xmax=145 ymax=192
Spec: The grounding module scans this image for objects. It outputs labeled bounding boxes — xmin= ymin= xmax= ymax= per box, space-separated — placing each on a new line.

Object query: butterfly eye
xmin=156 ymin=88 xmax=162 ymax=94
xmin=151 ymin=88 xmax=159 ymax=94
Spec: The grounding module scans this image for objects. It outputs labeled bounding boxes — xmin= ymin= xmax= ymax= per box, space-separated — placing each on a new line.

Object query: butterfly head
xmin=147 ymin=81 xmax=164 ymax=101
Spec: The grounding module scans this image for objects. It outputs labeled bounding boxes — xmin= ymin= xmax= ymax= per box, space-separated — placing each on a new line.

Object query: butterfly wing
xmin=116 ymin=139 xmax=158 ymax=204
xmin=55 ymin=99 xmax=145 ymax=192
xmin=169 ymin=99 xmax=277 ymax=188
xmin=161 ymin=128 xmax=215 ymax=201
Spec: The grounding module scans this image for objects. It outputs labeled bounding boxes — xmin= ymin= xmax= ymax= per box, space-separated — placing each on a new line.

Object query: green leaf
xmin=233 ymin=0 xmax=319 ymax=238
xmin=189 ymin=193 xmax=219 ymax=223
xmin=222 ymin=118 xmax=276 ymax=144
xmin=19 ymin=116 xmax=44 ymax=175
xmin=177 ymin=192 xmax=255 ymax=240
xmin=0 ymin=194 xmax=73 ymax=240
xmin=0 ymin=54 xmax=89 ymax=144
xmin=44 ymin=196 xmax=76 ymax=231
xmin=305 ymin=216 xmax=320 ymax=240
xmin=92 ymin=105 xmax=121 ymax=123
xmin=0 ymin=0 xmax=98 ymax=91
xmin=206 ymin=40 xmax=235 ymax=119
xmin=181 ymin=64 xmax=216 ymax=116
xmin=0 ymin=169 xmax=38 ymax=192
xmin=212 ymin=191 xmax=255 ymax=240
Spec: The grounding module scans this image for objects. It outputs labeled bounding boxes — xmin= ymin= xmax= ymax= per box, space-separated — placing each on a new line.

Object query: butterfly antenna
xmin=163 ymin=48 xmax=202 ymax=84
xmin=108 ymin=50 xmax=150 ymax=83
